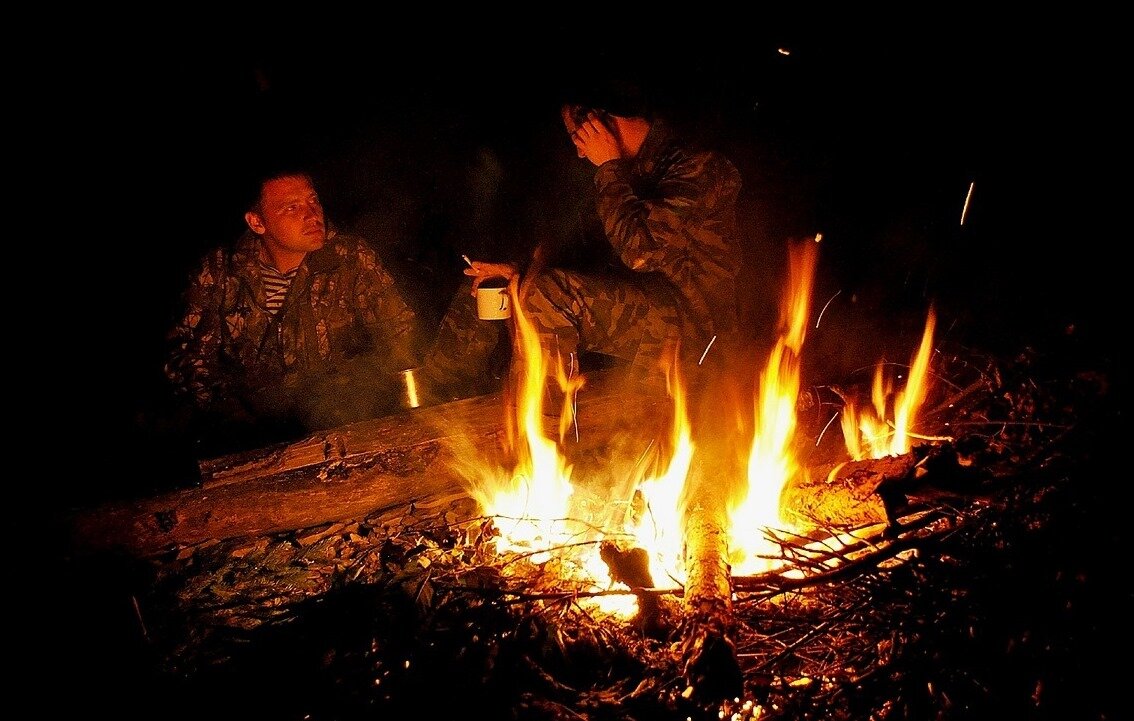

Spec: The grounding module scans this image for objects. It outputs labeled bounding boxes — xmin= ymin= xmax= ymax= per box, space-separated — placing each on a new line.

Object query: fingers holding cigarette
xmin=461 ymin=256 xmax=518 ymax=295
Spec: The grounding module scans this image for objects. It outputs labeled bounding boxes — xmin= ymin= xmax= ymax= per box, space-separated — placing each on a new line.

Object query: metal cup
xmin=475 ymin=282 xmax=511 ymax=320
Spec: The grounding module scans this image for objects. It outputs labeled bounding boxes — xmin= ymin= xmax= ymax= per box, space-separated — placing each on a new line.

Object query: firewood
xmin=780 ymin=452 xmax=918 ymax=533
xmin=598 ymin=541 xmax=661 ymax=629
xmin=66 ymin=369 xmax=670 ymax=559
xmin=677 ymin=449 xmax=744 ymax=702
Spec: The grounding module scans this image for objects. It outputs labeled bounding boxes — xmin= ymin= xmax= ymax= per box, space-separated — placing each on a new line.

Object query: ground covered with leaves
xmin=52 ymin=331 xmax=1123 ymax=721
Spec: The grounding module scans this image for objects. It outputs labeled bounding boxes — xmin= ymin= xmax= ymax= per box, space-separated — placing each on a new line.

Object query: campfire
xmin=467 ymin=237 xmax=942 ymax=608
xmin=62 ymin=238 xmax=1117 ymax=720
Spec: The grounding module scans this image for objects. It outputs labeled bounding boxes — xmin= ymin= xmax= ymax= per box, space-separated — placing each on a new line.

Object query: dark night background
xmin=47 ymin=19 xmax=1119 ymax=509
xmin=30 ymin=17 xmax=1127 ymax=721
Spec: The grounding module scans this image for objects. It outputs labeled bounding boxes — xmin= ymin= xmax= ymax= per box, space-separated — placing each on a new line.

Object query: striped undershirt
xmin=259 ymin=261 xmax=299 ymax=316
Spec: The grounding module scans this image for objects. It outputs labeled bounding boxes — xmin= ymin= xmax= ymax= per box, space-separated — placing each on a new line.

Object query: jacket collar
xmin=633 ymin=119 xmax=674 ymax=176
xmin=231 ymin=226 xmax=344 ymax=277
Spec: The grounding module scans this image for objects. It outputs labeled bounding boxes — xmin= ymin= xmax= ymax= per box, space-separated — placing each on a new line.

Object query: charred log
xmin=599 ymin=541 xmax=661 ymax=632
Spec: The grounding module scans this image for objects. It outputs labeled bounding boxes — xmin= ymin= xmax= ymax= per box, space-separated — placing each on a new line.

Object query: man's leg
xmin=418 ymin=279 xmax=511 ymax=402
xmin=521 ymin=268 xmax=680 ymax=388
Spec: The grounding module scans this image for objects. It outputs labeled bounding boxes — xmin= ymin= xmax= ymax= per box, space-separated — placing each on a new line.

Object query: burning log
xmin=66 ymin=369 xmax=671 ymax=559
xmin=784 ymin=440 xmax=994 ymax=538
xmin=677 ymin=449 xmax=744 ymax=703
xmin=780 ymin=452 xmax=918 ymax=532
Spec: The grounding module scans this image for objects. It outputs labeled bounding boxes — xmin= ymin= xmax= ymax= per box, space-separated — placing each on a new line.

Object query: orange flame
xmin=630 ymin=353 xmax=695 ymax=588
xmin=464 ymin=234 xmax=940 ymax=611
xmin=841 ymin=308 xmax=937 ymax=460
xmin=470 ymin=275 xmax=578 ymax=563
xmin=729 ymin=238 xmax=819 ymax=574
xmin=468 ymin=276 xmax=699 ymax=613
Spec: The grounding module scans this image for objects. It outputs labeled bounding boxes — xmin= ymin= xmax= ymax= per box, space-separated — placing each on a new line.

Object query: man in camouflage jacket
xmin=420 ymin=96 xmax=744 ymax=404
xmin=165 ymin=169 xmax=420 ymax=452
xmin=521 ymin=102 xmax=744 ymax=387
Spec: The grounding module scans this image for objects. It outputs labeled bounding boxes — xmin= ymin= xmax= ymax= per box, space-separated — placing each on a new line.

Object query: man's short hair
xmin=559 ymin=76 xmax=653 ymax=120
xmin=242 ymin=160 xmax=315 ymax=214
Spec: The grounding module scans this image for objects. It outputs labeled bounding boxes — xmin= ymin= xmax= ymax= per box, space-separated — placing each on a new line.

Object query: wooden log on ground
xmin=779 ymin=452 xmax=920 ymax=532
xmin=66 ymin=369 xmax=671 ymax=559
xmin=673 ymin=412 xmax=933 ymax=703
xmin=678 ymin=448 xmax=744 ymax=702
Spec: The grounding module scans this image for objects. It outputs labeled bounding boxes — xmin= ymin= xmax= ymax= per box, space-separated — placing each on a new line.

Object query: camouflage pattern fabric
xmin=520 ymin=267 xmax=680 ymax=378
xmin=417 ymin=278 xmax=511 ymax=400
xmin=165 ymin=228 xmax=421 ymax=430
xmin=527 ymin=119 xmax=744 ymax=379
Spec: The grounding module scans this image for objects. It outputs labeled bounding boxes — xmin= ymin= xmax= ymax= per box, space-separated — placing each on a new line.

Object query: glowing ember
xmin=960 ymin=181 xmax=974 ymax=226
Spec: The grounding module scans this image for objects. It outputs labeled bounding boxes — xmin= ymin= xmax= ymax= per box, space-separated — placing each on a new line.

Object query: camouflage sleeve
xmin=592 ymin=150 xmax=741 ymax=275
xmin=350 ymin=240 xmax=422 ymax=372
xmin=164 ymin=249 xmax=227 ymax=411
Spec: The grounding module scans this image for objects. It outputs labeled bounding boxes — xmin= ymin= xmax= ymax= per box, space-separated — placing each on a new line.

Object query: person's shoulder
xmin=671 ymin=130 xmax=735 ymax=164
xmin=319 ymin=228 xmax=389 ymax=272
xmin=326 ymin=226 xmax=369 ymax=246
xmin=194 ymin=231 xmax=257 ymax=270
xmin=327 ymin=227 xmax=376 ymax=250
xmin=664 ymin=134 xmax=741 ymax=183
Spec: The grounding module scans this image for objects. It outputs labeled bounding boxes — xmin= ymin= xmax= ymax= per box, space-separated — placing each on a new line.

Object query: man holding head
xmin=418 ymin=81 xmax=745 ymax=408
xmin=524 ymin=84 xmax=745 ymax=394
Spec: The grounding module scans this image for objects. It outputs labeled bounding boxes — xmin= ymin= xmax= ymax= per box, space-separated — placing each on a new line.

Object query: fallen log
xmin=779 ymin=452 xmax=919 ymax=532
xmin=781 ymin=441 xmax=990 ymax=538
xmin=675 ymin=430 xmax=955 ymax=703
xmin=66 ymin=369 xmax=671 ymax=559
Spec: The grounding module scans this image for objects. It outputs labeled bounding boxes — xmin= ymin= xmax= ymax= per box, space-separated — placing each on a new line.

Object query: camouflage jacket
xmin=593 ymin=120 xmax=744 ymax=352
xmin=165 ymin=227 xmax=420 ymax=416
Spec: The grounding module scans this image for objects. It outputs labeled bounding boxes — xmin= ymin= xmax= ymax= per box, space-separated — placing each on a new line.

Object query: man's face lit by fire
xmin=248 ymin=175 xmax=327 ymax=258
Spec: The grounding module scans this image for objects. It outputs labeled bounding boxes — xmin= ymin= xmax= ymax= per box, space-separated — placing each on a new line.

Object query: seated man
xmin=419 ymin=83 xmax=745 ymax=408
xmin=165 ymin=163 xmax=422 ymax=457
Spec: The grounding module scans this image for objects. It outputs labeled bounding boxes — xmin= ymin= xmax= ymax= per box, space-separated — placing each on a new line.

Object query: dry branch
xmin=781 ymin=452 xmax=919 ymax=531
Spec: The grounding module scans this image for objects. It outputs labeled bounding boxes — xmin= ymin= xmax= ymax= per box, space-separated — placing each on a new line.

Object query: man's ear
xmin=245 ymin=211 xmax=266 ymax=235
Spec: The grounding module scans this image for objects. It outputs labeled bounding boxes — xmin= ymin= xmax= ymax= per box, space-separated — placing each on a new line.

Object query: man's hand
xmin=464 ymin=261 xmax=517 ymax=295
xmin=570 ymin=112 xmax=622 ymax=167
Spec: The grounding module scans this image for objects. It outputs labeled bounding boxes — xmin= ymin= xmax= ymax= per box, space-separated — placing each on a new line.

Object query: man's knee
xmin=519 ymin=268 xmax=579 ymax=333
xmin=521 ymin=268 xmax=573 ymax=307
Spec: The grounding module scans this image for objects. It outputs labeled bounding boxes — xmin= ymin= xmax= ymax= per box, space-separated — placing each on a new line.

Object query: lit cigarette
xmin=461 ymin=254 xmax=474 ymax=268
